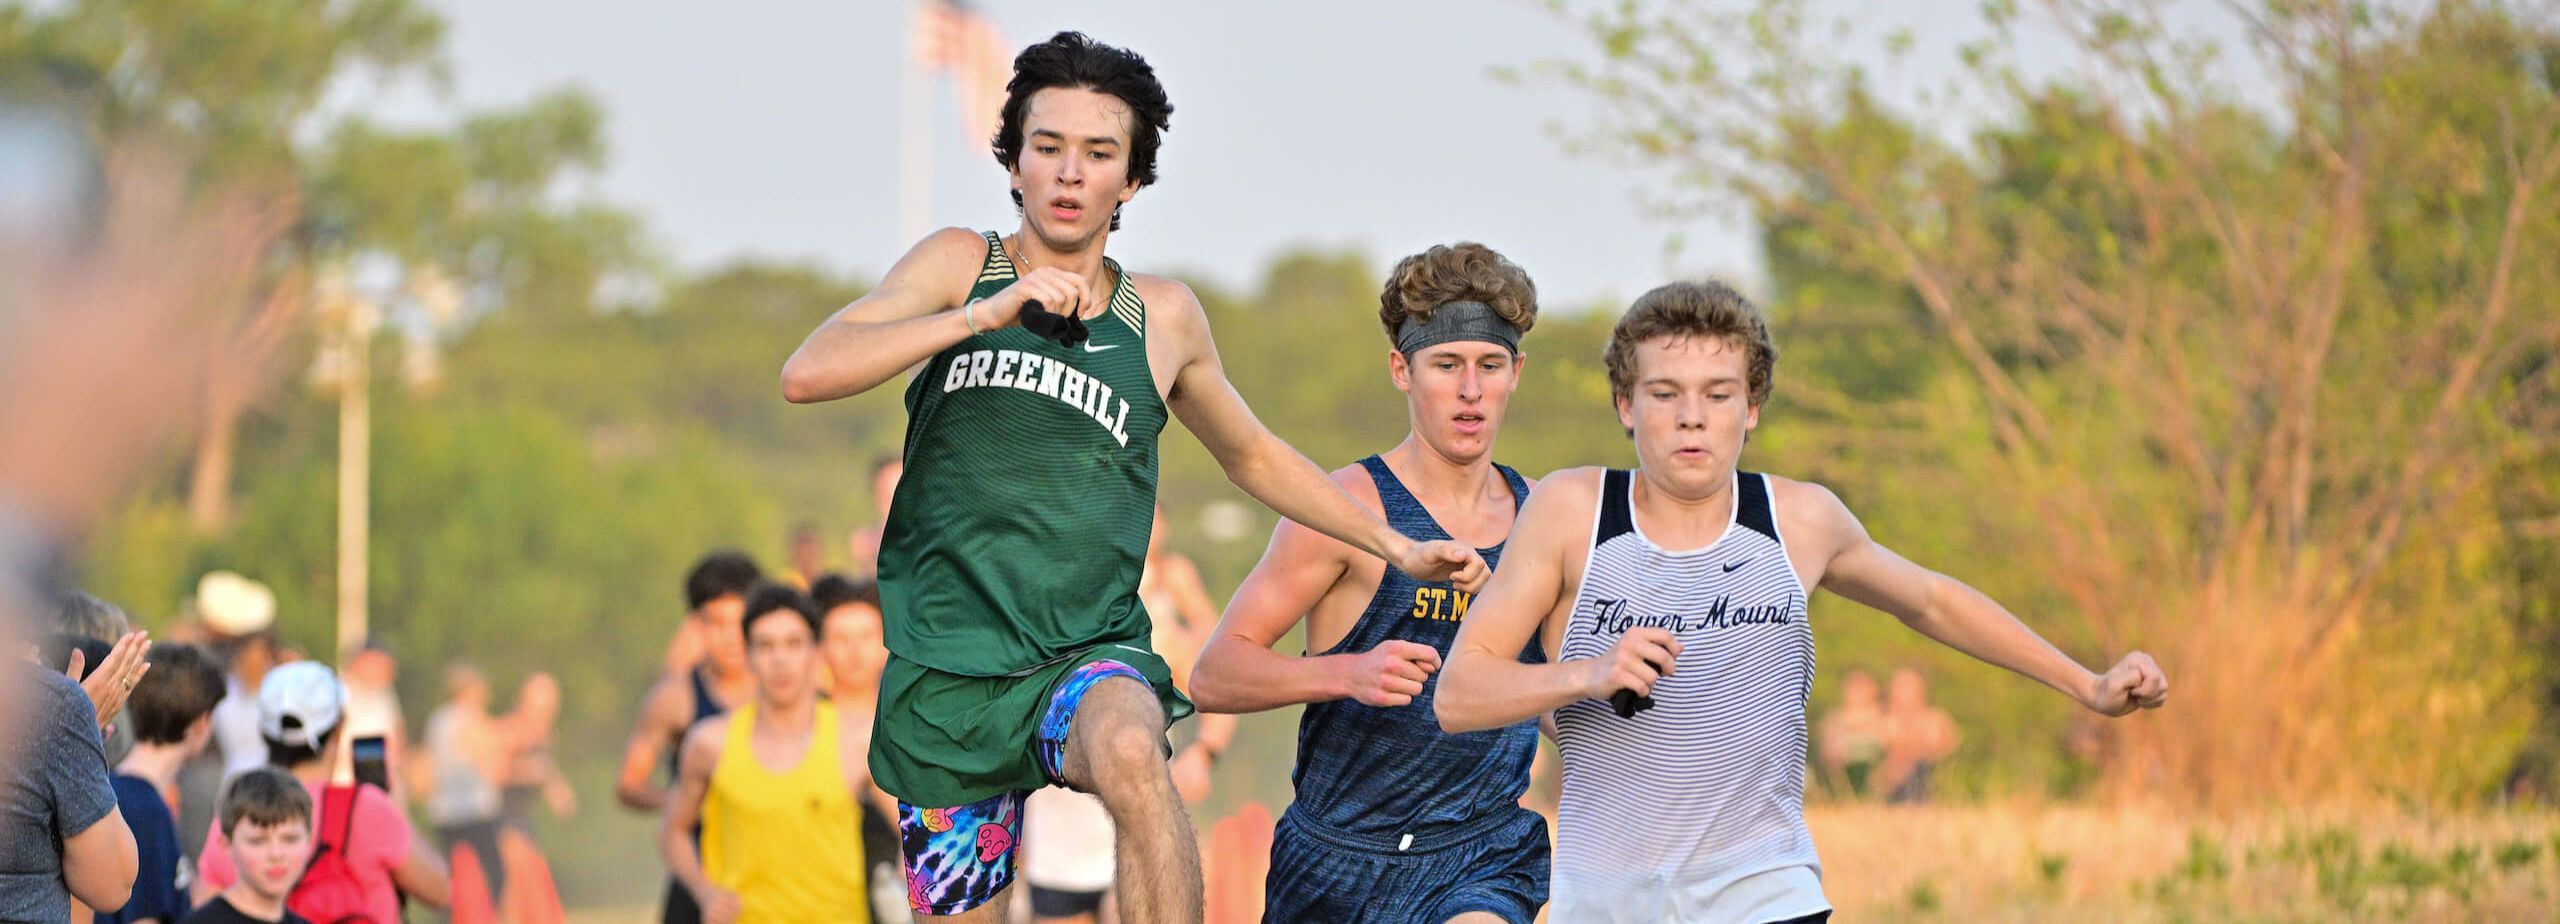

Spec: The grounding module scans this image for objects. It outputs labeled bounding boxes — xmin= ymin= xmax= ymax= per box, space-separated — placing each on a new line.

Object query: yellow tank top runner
xmin=701 ymin=701 xmax=869 ymax=924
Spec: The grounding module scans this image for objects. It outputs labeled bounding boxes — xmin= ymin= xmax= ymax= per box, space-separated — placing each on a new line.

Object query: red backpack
xmin=288 ymin=784 xmax=381 ymax=924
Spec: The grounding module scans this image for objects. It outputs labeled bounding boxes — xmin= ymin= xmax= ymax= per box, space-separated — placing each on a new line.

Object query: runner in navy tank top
xmin=612 ymin=551 xmax=758 ymax=924
xmin=1436 ymin=281 xmax=2170 ymax=923
xmin=1193 ymin=243 xmax=1552 ymax=923
xmin=1287 ymin=456 xmax=1539 ymax=837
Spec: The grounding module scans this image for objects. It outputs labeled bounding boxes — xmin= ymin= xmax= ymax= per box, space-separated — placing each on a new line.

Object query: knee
xmin=1090 ymin=718 xmax=1166 ymax=784
xmin=1070 ymin=682 xmax=1171 ymax=800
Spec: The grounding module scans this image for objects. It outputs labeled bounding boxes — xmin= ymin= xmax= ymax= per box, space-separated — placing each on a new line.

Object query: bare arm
xmin=1165 ymin=558 xmax=1221 ymax=635
xmin=779 ymin=228 xmax=984 ymax=403
xmin=1800 ymin=482 xmax=2168 ymax=715
xmin=1153 ymin=281 xmax=1487 ymax=591
xmin=1152 ymin=554 xmax=1245 ymax=781
xmin=391 ymin=827 xmax=451 ymax=909
xmin=70 ymin=631 xmax=151 ymax=734
xmin=659 ymin=724 xmax=735 ymax=918
xmin=1157 ymin=556 xmax=1223 ymax=680
xmin=404 ymin=743 xmax=437 ymax=806
xmin=615 ymin=677 xmax=687 ymax=812
xmin=1147 ymin=557 xmax=1218 ymax=691
xmin=539 ymin=753 xmax=579 ymax=818
xmin=661 ymin=620 xmax=703 ymax=676
xmin=782 ymin=228 xmax=1098 ymax=403
xmin=1194 ymin=712 xmax=1238 ymax=754
xmin=1190 ymin=516 xmax=1354 ymax=713
xmin=1438 ymin=470 xmax=1681 ymax=733
xmin=1192 ymin=515 xmax=1437 ymax=713
xmin=1435 ymin=471 xmax=1596 ymax=733
xmin=61 ymin=806 xmax=136 ymax=913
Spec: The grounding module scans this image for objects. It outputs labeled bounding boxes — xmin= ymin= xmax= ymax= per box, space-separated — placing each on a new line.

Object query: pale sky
xmin=356 ymin=0 xmax=2253 ymax=311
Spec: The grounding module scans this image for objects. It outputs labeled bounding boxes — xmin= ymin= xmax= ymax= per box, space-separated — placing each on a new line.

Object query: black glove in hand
xmin=1019 ymin=301 xmax=1090 ymax=347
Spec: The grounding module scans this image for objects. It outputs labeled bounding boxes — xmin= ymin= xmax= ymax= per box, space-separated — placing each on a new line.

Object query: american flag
xmin=912 ymin=0 xmax=1009 ymax=148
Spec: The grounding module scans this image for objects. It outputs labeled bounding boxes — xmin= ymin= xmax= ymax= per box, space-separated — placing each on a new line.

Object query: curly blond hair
xmin=1377 ymin=242 xmax=1539 ymax=348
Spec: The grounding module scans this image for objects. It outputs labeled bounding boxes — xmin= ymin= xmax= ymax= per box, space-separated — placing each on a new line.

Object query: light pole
xmin=313 ymin=263 xmax=375 ymax=666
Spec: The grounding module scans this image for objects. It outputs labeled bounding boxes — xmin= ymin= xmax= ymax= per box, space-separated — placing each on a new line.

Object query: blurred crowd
xmin=1815 ymin=668 xmax=1961 ymax=805
xmin=3 ymin=565 xmax=592 ymax=923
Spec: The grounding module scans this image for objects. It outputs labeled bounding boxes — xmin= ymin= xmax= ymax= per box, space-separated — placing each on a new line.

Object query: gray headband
xmin=1395 ymin=300 xmax=1522 ymax=355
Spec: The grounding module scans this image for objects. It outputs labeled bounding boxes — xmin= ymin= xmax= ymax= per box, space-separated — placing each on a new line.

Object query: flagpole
xmin=899 ymin=0 xmax=933 ymax=245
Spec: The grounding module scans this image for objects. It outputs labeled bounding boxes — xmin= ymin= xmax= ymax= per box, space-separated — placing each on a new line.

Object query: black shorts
xmin=434 ymin=820 xmax=507 ymax=904
xmin=1030 ymin=884 xmax=1106 ymax=917
xmin=660 ymin=878 xmax=700 ymax=924
xmin=1264 ymin=807 xmax=1549 ymax=924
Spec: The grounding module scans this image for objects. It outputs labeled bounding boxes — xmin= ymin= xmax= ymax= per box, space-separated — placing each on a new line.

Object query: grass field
xmin=551 ymin=803 xmax=2560 ymax=922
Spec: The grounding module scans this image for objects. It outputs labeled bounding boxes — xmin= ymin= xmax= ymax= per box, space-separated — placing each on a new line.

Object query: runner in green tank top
xmin=780 ymin=32 xmax=1489 ymax=923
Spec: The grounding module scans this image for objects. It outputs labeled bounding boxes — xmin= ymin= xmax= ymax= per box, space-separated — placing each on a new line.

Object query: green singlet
xmin=870 ymin=230 xmax=1194 ymax=807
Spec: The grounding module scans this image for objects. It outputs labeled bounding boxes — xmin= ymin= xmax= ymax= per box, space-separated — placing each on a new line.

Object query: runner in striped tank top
xmin=1436 ymin=281 xmax=2171 ymax=923
xmin=1192 ymin=243 xmax=1552 ymax=923
xmin=779 ymin=33 xmax=1489 ymax=922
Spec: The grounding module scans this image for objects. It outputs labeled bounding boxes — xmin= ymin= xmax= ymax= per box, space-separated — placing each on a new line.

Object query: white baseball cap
xmin=196 ymin=571 xmax=276 ymax=637
xmin=257 ymin=661 xmax=344 ymax=748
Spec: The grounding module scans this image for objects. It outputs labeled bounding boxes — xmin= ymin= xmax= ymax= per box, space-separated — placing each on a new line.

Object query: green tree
xmin=0 ymin=0 xmax=644 ymax=530
xmin=76 ymin=258 xmax=871 ymax=904
xmin=1541 ymin=0 xmax=2560 ymax=805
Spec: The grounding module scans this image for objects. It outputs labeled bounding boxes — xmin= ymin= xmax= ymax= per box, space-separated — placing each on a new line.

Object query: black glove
xmin=1610 ymin=689 xmax=1655 ymax=719
xmin=1019 ymin=300 xmax=1090 ymax=347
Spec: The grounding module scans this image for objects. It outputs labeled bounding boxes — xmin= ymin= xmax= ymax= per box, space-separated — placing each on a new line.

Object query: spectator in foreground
xmin=105 ymin=642 xmax=227 ymax=924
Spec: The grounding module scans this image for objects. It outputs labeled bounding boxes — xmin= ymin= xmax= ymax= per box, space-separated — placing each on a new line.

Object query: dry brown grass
xmin=1809 ymin=802 xmax=2560 ymax=921
xmin=560 ymin=805 xmax=2560 ymax=922
xmin=561 ymin=909 xmax=652 ymax=924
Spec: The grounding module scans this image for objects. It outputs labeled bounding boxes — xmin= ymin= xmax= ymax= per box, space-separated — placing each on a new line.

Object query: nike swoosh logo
xmin=1722 ymin=560 xmax=1748 ymax=573
xmin=1082 ymin=342 xmax=1118 ymax=352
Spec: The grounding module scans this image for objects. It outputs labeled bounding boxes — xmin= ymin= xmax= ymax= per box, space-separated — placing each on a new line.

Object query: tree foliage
xmin=3 ymin=0 xmax=645 ymax=530
xmin=1543 ymin=0 xmax=2560 ymax=806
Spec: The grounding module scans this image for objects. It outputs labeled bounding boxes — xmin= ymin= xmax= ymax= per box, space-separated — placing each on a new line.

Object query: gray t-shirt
xmin=0 ymin=664 xmax=119 ymax=923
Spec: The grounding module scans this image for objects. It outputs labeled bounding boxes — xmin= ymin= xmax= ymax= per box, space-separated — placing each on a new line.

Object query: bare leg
xmin=1060 ymin=677 xmax=1201 ymax=923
